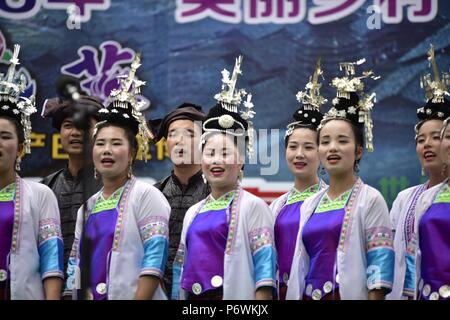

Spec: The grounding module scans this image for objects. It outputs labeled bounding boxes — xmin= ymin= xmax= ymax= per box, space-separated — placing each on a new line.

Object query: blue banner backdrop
xmin=0 ymin=0 xmax=449 ymax=206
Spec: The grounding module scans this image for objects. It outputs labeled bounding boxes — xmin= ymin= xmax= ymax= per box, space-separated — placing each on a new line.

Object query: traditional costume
xmin=389 ymin=45 xmax=450 ymax=300
xmin=401 ymin=46 xmax=450 ymax=301
xmin=64 ymin=54 xmax=170 ymax=300
xmin=0 ymin=44 xmax=64 ymax=299
xmin=413 ymin=179 xmax=450 ymax=300
xmin=270 ymin=59 xmax=327 ymax=300
xmin=172 ymin=56 xmax=277 ymax=300
xmin=286 ymin=58 xmax=395 ymax=300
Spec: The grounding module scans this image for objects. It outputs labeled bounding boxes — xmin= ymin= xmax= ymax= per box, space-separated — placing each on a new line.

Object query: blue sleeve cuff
xmin=403 ymin=253 xmax=416 ymax=297
xmin=253 ymin=246 xmax=277 ymax=289
xmin=171 ymin=243 xmax=185 ymax=300
xmin=171 ymin=263 xmax=183 ymax=300
xmin=39 ymin=237 xmax=64 ymax=280
xmin=366 ymin=248 xmax=395 ymax=292
xmin=141 ymin=236 xmax=168 ymax=279
xmin=63 ymin=256 xmax=77 ymax=296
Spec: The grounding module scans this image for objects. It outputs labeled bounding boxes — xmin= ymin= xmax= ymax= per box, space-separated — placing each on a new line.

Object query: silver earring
xmin=421 ymin=166 xmax=426 ymax=176
xmin=355 ymin=163 xmax=360 ymax=173
xmin=128 ymin=163 xmax=133 ymax=179
xmin=238 ymin=169 xmax=244 ymax=182
xmin=15 ymin=157 xmax=21 ymax=172
xmin=319 ymin=165 xmax=325 ymax=176
xmin=94 ymin=167 xmax=99 ymax=180
xmin=442 ymin=163 xmax=448 ymax=177
xmin=202 ymin=173 xmax=207 ymax=184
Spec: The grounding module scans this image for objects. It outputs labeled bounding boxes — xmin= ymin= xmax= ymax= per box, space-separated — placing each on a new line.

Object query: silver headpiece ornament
xmin=97 ymin=53 xmax=154 ymax=161
xmin=203 ymin=55 xmax=256 ymax=158
xmin=286 ymin=58 xmax=327 ymax=138
xmin=0 ymin=44 xmax=37 ymax=165
xmin=296 ymin=58 xmax=327 ymax=109
xmin=320 ymin=58 xmax=380 ymax=152
xmin=420 ymin=44 xmax=450 ymax=104
xmin=214 ymin=55 xmax=248 ymax=113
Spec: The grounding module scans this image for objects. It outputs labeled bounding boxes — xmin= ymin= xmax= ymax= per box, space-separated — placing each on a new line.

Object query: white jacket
xmin=10 ymin=177 xmax=64 ymax=299
xmin=65 ymin=178 xmax=170 ymax=300
xmin=388 ymin=183 xmax=427 ymax=300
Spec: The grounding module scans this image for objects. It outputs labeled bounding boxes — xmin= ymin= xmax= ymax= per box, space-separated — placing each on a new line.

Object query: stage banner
xmin=0 ymin=0 xmax=449 ymax=206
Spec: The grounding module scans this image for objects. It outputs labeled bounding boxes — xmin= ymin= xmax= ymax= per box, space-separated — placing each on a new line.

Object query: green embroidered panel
xmin=315 ymin=189 xmax=352 ymax=213
xmin=200 ymin=191 xmax=236 ymax=213
xmin=92 ymin=186 xmax=125 ymax=214
xmin=434 ymin=184 xmax=450 ymax=204
xmin=286 ymin=183 xmax=320 ymax=205
xmin=0 ymin=183 xmax=15 ymax=202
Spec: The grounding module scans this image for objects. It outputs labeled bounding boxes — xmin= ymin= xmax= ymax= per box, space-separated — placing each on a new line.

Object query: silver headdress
xmin=420 ymin=45 xmax=450 ymax=104
xmin=0 ymin=44 xmax=37 ymax=166
xmin=214 ymin=55 xmax=248 ymax=113
xmin=319 ymin=58 xmax=380 ymax=152
xmin=415 ymin=45 xmax=450 ymax=139
xmin=97 ymin=53 xmax=154 ymax=161
xmin=202 ymin=55 xmax=256 ymax=158
xmin=286 ymin=58 xmax=327 ymax=138
xmin=296 ymin=58 xmax=327 ymax=109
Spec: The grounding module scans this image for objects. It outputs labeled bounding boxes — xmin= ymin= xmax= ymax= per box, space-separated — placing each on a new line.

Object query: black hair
xmin=93 ymin=122 xmax=138 ymax=161
xmin=415 ymin=98 xmax=450 ymax=140
xmin=97 ymin=102 xmax=139 ymax=136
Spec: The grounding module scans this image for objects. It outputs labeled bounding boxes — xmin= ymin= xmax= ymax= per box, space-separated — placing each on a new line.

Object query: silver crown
xmin=296 ymin=58 xmax=328 ymax=110
xmin=287 ymin=58 xmax=327 ymax=138
xmin=106 ymin=53 xmax=146 ymax=111
xmin=214 ymin=55 xmax=248 ymax=113
xmin=320 ymin=58 xmax=379 ymax=152
xmin=0 ymin=44 xmax=37 ymax=161
xmin=420 ymin=44 xmax=450 ymax=104
xmin=98 ymin=53 xmax=154 ymax=161
xmin=203 ymin=55 xmax=256 ymax=159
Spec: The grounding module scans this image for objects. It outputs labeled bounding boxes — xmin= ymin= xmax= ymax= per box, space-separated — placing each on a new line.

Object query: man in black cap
xmin=153 ymin=102 xmax=210 ymax=298
xmin=40 ymin=96 xmax=103 ymax=277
